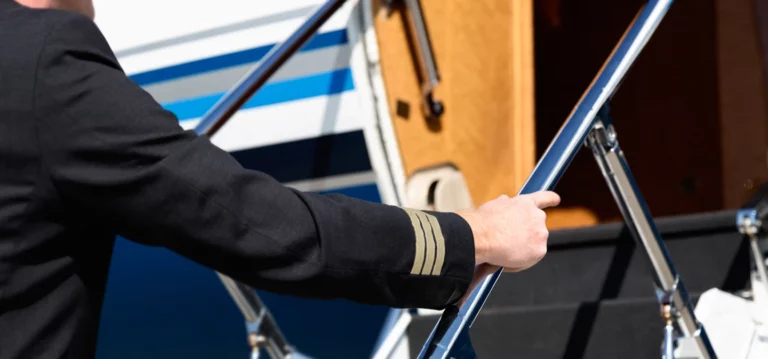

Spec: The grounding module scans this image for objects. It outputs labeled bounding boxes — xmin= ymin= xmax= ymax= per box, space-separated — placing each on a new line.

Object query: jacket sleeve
xmin=31 ymin=12 xmax=475 ymax=309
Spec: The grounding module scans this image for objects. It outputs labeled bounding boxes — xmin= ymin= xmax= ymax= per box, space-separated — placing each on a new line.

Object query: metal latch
xmin=384 ymin=0 xmax=444 ymax=121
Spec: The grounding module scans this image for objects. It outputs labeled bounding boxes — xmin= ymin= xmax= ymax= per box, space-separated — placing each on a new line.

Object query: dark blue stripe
xmin=164 ymin=68 xmax=354 ymax=121
xmin=129 ymin=29 xmax=349 ymax=86
xmin=230 ymin=130 xmax=372 ymax=184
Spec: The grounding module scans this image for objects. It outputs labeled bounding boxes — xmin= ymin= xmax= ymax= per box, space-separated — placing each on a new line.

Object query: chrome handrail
xmin=195 ymin=0 xmax=348 ymax=137
xmin=191 ymin=1 xmax=349 ymax=358
xmin=417 ymin=1 xmax=716 ymax=358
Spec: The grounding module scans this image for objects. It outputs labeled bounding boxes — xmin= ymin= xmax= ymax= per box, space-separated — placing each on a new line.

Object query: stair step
xmin=408 ymin=294 xmax=703 ymax=358
xmin=405 ymin=210 xmax=752 ymax=358
xmin=480 ymin=210 xmax=748 ymax=309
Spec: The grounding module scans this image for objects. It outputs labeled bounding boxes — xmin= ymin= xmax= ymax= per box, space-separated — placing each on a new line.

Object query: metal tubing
xmin=403 ymin=0 xmax=440 ymax=94
xmin=749 ymin=235 xmax=768 ymax=291
xmin=218 ymin=274 xmax=261 ymax=323
xmin=194 ymin=0 xmax=348 ymax=137
xmin=736 ymin=209 xmax=768 ymax=298
xmin=393 ymin=0 xmax=443 ymax=119
xmin=371 ymin=310 xmax=413 ymax=359
xmin=663 ymin=322 xmax=676 ymax=359
xmin=193 ymin=1 xmax=348 ymax=357
xmin=417 ymin=1 xmax=675 ymax=357
xmin=218 ymin=274 xmax=295 ymax=358
xmin=587 ymin=121 xmax=716 ymax=358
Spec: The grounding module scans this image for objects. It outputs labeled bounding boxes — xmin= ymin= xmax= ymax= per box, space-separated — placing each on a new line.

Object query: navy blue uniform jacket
xmin=0 ymin=1 xmax=475 ymax=358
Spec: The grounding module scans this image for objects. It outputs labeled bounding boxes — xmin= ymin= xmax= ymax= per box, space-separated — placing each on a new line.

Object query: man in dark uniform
xmin=0 ymin=0 xmax=560 ymax=358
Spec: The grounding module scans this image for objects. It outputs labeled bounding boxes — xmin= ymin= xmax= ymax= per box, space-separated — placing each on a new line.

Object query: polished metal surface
xmin=588 ymin=120 xmax=716 ymax=358
xmin=749 ymin=236 xmax=768 ymax=291
xmin=400 ymin=0 xmax=443 ymax=118
xmin=736 ymin=209 xmax=760 ymax=236
xmin=660 ymin=291 xmax=676 ymax=359
xmin=192 ymin=1 xmax=347 ymax=357
xmin=219 ymin=274 xmax=298 ymax=359
xmin=218 ymin=274 xmax=261 ymax=323
xmin=194 ymin=0 xmax=348 ymax=137
xmin=588 ymin=121 xmax=677 ymax=299
xmin=403 ymin=0 xmax=439 ymax=93
xmin=417 ymin=1 xmax=676 ymax=357
xmin=737 ymin=209 xmax=768 ymax=298
xmin=371 ymin=309 xmax=413 ymax=359
xmin=663 ymin=321 xmax=676 ymax=359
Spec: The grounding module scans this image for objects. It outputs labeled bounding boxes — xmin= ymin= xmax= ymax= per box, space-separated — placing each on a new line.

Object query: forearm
xmin=35 ymin=11 xmax=477 ymax=309
xmin=41 ymin=124 xmax=476 ymax=308
xmin=456 ymin=210 xmax=492 ymax=265
xmin=110 ymin=136 xmax=476 ymax=308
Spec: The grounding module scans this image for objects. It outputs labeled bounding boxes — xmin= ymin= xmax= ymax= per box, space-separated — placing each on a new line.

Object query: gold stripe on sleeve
xmin=402 ymin=208 xmax=427 ymax=275
xmin=425 ymin=214 xmax=446 ymax=275
xmin=415 ymin=211 xmax=436 ymax=275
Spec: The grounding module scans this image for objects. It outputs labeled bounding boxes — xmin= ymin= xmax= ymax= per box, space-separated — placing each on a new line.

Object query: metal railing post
xmin=190 ymin=1 xmax=349 ymax=357
xmin=416 ymin=1 xmax=716 ymax=358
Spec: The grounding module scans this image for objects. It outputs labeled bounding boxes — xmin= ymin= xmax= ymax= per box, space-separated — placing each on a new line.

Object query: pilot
xmin=0 ymin=0 xmax=560 ymax=358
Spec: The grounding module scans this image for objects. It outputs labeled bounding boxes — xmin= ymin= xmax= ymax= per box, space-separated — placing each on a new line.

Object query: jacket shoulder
xmin=1 ymin=6 xmax=110 ymax=61
xmin=3 ymin=5 xmax=111 ymax=51
xmin=0 ymin=6 xmax=119 ymax=123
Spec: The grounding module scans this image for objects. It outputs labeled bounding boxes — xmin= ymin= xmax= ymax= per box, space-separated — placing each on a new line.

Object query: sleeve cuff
xmin=396 ymin=208 xmax=475 ymax=307
xmin=427 ymin=211 xmax=475 ymax=277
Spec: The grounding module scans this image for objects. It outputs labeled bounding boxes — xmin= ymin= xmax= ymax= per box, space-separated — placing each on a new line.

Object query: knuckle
xmin=537 ymin=245 xmax=548 ymax=259
xmin=521 ymin=198 xmax=535 ymax=208
xmin=538 ymin=228 xmax=549 ymax=240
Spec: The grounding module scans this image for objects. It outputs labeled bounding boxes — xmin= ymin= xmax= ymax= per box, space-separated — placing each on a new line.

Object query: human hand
xmin=459 ymin=191 xmax=560 ymax=269
xmin=455 ymin=191 xmax=560 ymax=305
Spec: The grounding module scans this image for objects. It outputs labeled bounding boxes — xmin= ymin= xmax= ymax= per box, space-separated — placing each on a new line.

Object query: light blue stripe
xmin=163 ymin=68 xmax=355 ymax=121
xmin=130 ymin=29 xmax=348 ymax=86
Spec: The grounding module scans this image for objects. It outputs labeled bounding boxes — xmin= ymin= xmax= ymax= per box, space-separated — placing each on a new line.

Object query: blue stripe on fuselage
xmin=229 ymin=130 xmax=372 ymax=184
xmin=163 ymin=68 xmax=354 ymax=121
xmin=129 ymin=29 xmax=349 ymax=86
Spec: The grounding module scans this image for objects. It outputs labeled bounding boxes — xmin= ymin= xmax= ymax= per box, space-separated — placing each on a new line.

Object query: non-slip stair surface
xmin=408 ymin=295 xmax=702 ymax=359
xmin=481 ymin=210 xmax=748 ymax=309
xmin=407 ymin=210 xmax=751 ymax=358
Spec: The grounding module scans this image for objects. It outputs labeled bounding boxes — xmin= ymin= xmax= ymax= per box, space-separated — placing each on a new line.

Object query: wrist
xmin=456 ymin=210 xmax=491 ymax=266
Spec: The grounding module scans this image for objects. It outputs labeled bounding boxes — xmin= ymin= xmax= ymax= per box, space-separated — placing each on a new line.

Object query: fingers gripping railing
xmin=417 ymin=1 xmax=717 ymax=358
xmin=192 ymin=0 xmax=348 ymax=358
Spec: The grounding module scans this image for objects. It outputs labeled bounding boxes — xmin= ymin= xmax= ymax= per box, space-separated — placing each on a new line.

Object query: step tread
xmin=479 ymin=210 xmax=748 ymax=309
xmin=408 ymin=294 xmax=705 ymax=358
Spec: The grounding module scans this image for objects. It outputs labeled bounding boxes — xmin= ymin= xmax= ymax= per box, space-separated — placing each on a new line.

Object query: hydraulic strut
xmin=416 ymin=1 xmax=717 ymax=358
